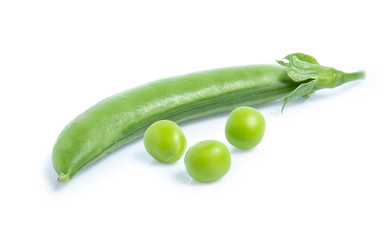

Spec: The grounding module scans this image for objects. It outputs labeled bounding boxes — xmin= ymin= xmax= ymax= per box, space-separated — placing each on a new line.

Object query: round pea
xmin=144 ymin=120 xmax=187 ymax=163
xmin=225 ymin=106 xmax=265 ymax=149
xmin=184 ymin=140 xmax=231 ymax=182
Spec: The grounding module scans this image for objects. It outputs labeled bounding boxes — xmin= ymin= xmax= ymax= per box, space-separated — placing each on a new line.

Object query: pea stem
xmin=339 ymin=70 xmax=366 ymax=84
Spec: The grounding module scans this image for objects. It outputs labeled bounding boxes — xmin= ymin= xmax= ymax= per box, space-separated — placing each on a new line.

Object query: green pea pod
xmin=52 ymin=53 xmax=365 ymax=183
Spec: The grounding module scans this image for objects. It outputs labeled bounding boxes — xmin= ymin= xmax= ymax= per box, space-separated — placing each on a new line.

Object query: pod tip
xmin=57 ymin=173 xmax=70 ymax=183
xmin=360 ymin=70 xmax=367 ymax=80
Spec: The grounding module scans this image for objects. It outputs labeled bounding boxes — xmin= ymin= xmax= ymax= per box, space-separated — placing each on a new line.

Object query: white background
xmin=1 ymin=0 xmax=383 ymax=239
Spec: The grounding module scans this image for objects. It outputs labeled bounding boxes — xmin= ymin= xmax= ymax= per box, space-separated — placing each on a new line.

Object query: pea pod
xmin=52 ymin=53 xmax=365 ymax=182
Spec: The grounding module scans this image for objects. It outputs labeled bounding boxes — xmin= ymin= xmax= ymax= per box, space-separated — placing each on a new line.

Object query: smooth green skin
xmin=225 ymin=106 xmax=265 ymax=149
xmin=184 ymin=140 xmax=231 ymax=182
xmin=143 ymin=120 xmax=186 ymax=163
xmin=52 ymin=53 xmax=365 ymax=182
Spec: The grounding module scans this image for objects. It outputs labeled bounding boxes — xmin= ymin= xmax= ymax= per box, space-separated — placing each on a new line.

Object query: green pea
xmin=225 ymin=106 xmax=265 ymax=149
xmin=184 ymin=140 xmax=231 ymax=182
xmin=143 ymin=120 xmax=187 ymax=163
xmin=52 ymin=53 xmax=364 ymax=183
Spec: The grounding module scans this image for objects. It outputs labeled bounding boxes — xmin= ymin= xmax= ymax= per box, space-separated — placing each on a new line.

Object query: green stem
xmin=278 ymin=53 xmax=366 ymax=109
xmin=338 ymin=70 xmax=366 ymax=85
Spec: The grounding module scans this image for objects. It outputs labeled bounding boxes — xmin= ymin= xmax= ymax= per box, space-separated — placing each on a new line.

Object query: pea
xmin=52 ymin=53 xmax=365 ymax=182
xmin=184 ymin=140 xmax=231 ymax=182
xmin=225 ymin=106 xmax=265 ymax=149
xmin=143 ymin=120 xmax=187 ymax=163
